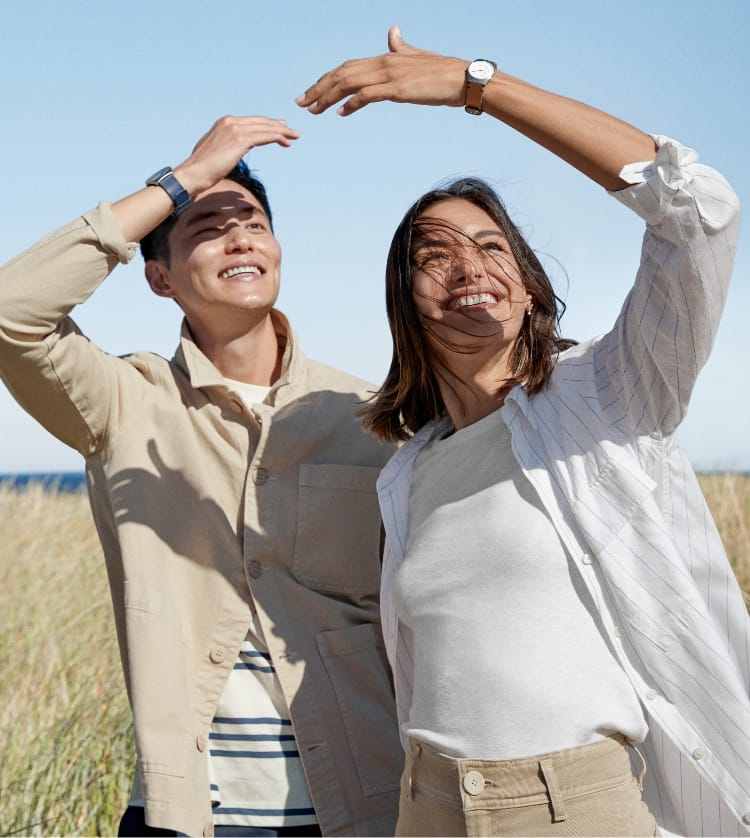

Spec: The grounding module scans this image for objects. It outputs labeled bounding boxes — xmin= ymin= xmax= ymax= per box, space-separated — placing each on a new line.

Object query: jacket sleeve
xmin=595 ymin=135 xmax=740 ymax=437
xmin=0 ymin=202 xmax=141 ymax=456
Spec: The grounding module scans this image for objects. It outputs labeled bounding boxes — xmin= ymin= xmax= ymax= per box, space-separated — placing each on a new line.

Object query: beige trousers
xmin=396 ymin=734 xmax=658 ymax=837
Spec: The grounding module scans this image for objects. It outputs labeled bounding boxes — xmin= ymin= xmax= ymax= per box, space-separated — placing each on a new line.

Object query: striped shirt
xmin=208 ymin=624 xmax=316 ymax=828
xmin=377 ymin=136 xmax=749 ymax=836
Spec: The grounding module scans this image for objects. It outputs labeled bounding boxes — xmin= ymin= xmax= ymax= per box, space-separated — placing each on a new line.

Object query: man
xmin=0 ymin=116 xmax=402 ymax=837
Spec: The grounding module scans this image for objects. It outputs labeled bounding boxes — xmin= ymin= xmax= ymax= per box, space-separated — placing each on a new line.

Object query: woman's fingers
xmin=296 ymin=28 xmax=466 ymax=117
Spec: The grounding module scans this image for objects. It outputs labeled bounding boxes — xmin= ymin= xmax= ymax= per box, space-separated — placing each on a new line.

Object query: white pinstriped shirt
xmin=377 ymin=136 xmax=749 ymax=837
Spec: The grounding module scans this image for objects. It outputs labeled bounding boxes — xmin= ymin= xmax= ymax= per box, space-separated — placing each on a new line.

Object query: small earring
xmin=526 ymin=302 xmax=533 ymax=316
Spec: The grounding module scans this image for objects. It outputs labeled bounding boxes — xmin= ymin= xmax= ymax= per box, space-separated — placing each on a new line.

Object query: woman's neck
xmin=433 ymin=348 xmax=516 ymax=430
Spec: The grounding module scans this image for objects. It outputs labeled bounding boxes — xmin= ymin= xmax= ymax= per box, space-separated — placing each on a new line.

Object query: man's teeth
xmin=455 ymin=293 xmax=495 ymax=308
xmin=220 ymin=266 xmax=261 ymax=279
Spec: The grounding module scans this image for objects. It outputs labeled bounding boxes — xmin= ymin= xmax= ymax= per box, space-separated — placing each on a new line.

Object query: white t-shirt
xmin=393 ymin=406 xmax=647 ymax=760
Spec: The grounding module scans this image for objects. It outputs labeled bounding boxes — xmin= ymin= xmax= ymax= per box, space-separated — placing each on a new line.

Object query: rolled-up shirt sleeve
xmin=597 ymin=135 xmax=740 ymax=437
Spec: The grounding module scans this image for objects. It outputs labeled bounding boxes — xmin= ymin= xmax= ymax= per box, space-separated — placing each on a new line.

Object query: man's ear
xmin=145 ymin=260 xmax=177 ymax=299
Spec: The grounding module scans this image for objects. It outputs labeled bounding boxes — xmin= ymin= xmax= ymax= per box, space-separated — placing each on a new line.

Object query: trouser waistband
xmin=405 ymin=734 xmax=640 ymax=819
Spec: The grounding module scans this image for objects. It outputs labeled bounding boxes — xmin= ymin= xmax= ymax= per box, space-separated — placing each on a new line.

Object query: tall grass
xmin=0 ymin=474 xmax=748 ymax=836
xmin=698 ymin=472 xmax=750 ymax=607
xmin=0 ymin=483 xmax=133 ymax=837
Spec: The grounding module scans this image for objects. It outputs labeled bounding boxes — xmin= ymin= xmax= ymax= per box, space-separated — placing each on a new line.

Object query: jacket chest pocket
xmin=292 ymin=464 xmax=383 ymax=595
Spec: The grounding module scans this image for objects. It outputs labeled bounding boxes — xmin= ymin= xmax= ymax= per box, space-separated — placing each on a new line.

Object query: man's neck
xmin=188 ymin=312 xmax=283 ymax=386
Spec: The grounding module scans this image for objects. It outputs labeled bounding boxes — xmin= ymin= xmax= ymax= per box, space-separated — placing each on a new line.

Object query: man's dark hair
xmin=140 ymin=160 xmax=273 ymax=264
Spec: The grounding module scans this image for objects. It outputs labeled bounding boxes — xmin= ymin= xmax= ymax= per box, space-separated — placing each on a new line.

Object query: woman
xmin=298 ymin=28 xmax=749 ymax=837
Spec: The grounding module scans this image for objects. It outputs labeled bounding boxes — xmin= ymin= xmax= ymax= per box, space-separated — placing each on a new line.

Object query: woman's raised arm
xmin=297 ymin=25 xmax=656 ymax=191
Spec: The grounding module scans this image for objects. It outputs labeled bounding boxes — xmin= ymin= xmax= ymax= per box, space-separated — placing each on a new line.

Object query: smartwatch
xmin=145 ymin=167 xmax=192 ymax=216
xmin=464 ymin=59 xmax=497 ymax=116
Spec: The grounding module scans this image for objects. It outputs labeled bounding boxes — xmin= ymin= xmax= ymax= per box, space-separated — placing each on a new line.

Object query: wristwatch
xmin=145 ymin=166 xmax=192 ymax=216
xmin=464 ymin=59 xmax=497 ymax=116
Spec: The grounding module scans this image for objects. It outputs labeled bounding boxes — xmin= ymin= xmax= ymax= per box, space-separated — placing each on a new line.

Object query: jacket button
xmin=253 ymin=467 xmax=269 ymax=485
xmin=203 ymin=822 xmax=214 ymax=837
xmin=248 ymin=560 xmax=263 ymax=578
xmin=209 ymin=646 xmax=226 ymax=663
xmin=691 ymin=747 xmax=705 ymax=761
xmin=196 ymin=734 xmax=207 ymax=752
xmin=742 ymin=812 xmax=750 ymax=825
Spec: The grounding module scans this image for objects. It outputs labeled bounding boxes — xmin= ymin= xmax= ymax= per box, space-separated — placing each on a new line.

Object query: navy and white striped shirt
xmin=208 ymin=617 xmax=317 ymax=827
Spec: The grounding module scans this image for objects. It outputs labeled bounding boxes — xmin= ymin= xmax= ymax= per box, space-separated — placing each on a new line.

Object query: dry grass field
xmin=0 ymin=474 xmax=748 ymax=836
xmin=0 ymin=484 xmax=133 ymax=837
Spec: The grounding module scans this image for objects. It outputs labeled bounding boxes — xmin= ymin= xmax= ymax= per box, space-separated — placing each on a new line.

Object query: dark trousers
xmin=118 ymin=805 xmax=322 ymax=837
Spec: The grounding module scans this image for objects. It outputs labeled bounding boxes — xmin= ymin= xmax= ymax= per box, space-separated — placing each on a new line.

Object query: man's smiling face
xmin=150 ymin=179 xmax=282 ymax=324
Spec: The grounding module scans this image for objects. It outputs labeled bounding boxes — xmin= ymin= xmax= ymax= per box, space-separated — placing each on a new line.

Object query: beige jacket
xmin=0 ymin=204 xmax=402 ymax=837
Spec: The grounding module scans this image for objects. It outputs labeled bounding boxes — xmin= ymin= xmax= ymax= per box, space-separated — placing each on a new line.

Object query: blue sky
xmin=1 ymin=0 xmax=748 ymax=472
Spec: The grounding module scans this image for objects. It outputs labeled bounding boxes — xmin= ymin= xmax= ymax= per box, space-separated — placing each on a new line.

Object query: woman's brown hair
xmin=362 ymin=177 xmax=575 ymax=442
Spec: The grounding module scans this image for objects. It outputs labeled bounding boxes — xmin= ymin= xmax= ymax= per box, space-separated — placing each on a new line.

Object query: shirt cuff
xmin=609 ymin=135 xmax=699 ymax=225
xmin=83 ymin=201 xmax=139 ymax=264
xmin=610 ymin=135 xmax=740 ymax=232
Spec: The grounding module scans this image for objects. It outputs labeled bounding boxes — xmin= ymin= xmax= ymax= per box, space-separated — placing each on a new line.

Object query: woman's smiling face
xmin=411 ymin=197 xmax=531 ymax=355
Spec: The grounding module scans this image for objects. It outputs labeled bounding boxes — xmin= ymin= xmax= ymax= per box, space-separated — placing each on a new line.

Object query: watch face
xmin=469 ymin=60 xmax=495 ymax=81
xmin=146 ymin=166 xmax=173 ymax=186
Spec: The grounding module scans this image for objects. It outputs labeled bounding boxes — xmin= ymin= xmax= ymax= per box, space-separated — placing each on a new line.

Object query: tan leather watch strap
xmin=465 ymin=81 xmax=485 ymax=114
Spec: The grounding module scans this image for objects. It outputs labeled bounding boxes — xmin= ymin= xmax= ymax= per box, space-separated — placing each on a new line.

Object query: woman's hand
xmin=296 ymin=25 xmax=467 ymax=116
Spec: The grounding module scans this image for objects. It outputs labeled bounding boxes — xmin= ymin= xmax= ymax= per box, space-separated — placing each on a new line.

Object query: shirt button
xmin=462 ymin=770 xmax=485 ymax=796
xmin=581 ymin=553 xmax=593 ymax=565
xmin=742 ymin=812 xmax=750 ymax=825
xmin=692 ymin=747 xmax=705 ymax=761
xmin=645 ymin=688 xmax=658 ymax=701
xmin=248 ymin=560 xmax=263 ymax=578
xmin=253 ymin=466 xmax=269 ymax=485
xmin=209 ymin=645 xmax=226 ymax=663
xmin=196 ymin=734 xmax=207 ymax=752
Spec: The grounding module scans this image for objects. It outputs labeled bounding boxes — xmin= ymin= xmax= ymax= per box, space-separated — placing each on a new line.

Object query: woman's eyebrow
xmin=413 ymin=229 xmax=506 ymax=249
xmin=473 ymin=229 xmax=507 ymax=241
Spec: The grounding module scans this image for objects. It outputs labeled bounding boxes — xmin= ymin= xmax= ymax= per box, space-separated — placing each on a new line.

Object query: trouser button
xmin=463 ymin=770 xmax=485 ymax=795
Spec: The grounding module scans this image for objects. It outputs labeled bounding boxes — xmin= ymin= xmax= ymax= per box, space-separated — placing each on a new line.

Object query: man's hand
xmin=296 ymin=25 xmax=466 ymax=117
xmin=112 ymin=115 xmax=298 ymax=244
xmin=174 ymin=116 xmax=300 ymax=197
